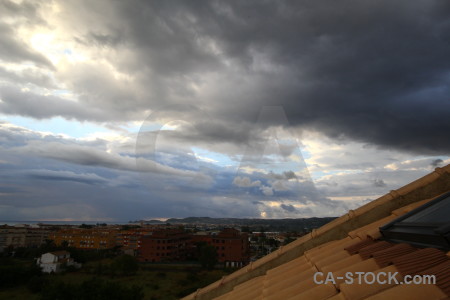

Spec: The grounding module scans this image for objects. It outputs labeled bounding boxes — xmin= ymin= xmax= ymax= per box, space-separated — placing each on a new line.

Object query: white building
xmin=37 ymin=251 xmax=80 ymax=273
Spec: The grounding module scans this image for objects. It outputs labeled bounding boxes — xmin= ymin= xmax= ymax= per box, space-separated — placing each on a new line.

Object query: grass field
xmin=0 ymin=261 xmax=229 ymax=300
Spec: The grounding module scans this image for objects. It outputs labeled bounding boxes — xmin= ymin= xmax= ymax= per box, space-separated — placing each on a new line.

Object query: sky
xmin=0 ymin=0 xmax=449 ymax=222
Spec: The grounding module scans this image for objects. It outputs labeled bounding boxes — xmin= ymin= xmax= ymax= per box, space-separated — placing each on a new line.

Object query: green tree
xmin=198 ymin=244 xmax=218 ymax=270
xmin=61 ymin=240 xmax=69 ymax=248
xmin=241 ymin=226 xmax=251 ymax=233
xmin=79 ymin=223 xmax=94 ymax=229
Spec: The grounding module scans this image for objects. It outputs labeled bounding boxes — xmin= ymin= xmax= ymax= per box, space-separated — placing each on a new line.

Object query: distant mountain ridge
xmin=133 ymin=216 xmax=337 ymax=231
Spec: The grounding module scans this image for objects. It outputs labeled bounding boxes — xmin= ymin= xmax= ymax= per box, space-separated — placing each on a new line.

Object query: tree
xmin=198 ymin=244 xmax=217 ymax=270
xmin=41 ymin=277 xmax=144 ymax=300
xmin=79 ymin=223 xmax=94 ymax=229
xmin=241 ymin=226 xmax=251 ymax=233
xmin=112 ymin=255 xmax=139 ymax=276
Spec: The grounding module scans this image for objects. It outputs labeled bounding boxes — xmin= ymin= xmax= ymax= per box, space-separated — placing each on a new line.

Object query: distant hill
xmin=132 ymin=216 xmax=337 ymax=232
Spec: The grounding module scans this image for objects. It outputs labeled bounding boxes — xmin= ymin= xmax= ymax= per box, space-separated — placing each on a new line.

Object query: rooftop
xmin=182 ymin=165 xmax=450 ymax=300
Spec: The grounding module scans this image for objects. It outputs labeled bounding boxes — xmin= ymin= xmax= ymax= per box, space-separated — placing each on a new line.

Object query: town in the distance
xmin=1 ymin=216 xmax=334 ymax=268
xmin=0 ymin=217 xmax=334 ymax=298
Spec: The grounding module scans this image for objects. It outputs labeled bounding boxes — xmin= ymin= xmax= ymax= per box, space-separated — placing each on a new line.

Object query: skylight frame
xmin=380 ymin=191 xmax=450 ymax=250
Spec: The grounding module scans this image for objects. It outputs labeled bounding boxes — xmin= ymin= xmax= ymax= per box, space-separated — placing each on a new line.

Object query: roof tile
xmin=194 ymin=167 xmax=450 ymax=300
xmin=419 ymin=260 xmax=450 ymax=296
xmin=332 ymin=258 xmax=381 ymax=286
xmin=347 ymin=215 xmax=396 ymax=239
xmin=371 ymin=243 xmax=417 ymax=267
xmin=265 ymin=256 xmax=309 ymax=277
xmin=321 ymin=254 xmax=363 ymax=274
xmin=305 ymin=237 xmax=362 ymax=262
xmin=391 ymin=197 xmax=434 ymax=216
xmin=326 ymin=292 xmax=347 ymax=300
xmin=344 ymin=238 xmax=376 ymax=255
xmin=363 ymin=283 xmax=447 ymax=300
xmin=357 ymin=241 xmax=393 ymax=260
xmin=338 ymin=265 xmax=402 ymax=300
xmin=392 ymin=248 xmax=449 ymax=276
xmin=264 ymin=277 xmax=322 ymax=300
xmin=286 ymin=283 xmax=337 ymax=300
xmin=314 ymin=250 xmax=352 ymax=270
xmin=262 ymin=267 xmax=317 ymax=295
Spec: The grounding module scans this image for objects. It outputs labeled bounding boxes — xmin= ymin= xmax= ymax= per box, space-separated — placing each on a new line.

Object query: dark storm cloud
xmin=87 ymin=0 xmax=449 ymax=154
xmin=3 ymin=0 xmax=448 ymax=154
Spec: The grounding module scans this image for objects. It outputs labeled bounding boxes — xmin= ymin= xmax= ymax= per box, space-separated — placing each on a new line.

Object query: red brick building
xmin=193 ymin=228 xmax=250 ymax=267
xmin=214 ymin=228 xmax=249 ymax=267
xmin=138 ymin=228 xmax=191 ymax=262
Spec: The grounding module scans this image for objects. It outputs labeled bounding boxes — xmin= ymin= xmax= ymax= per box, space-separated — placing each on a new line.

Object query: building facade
xmin=48 ymin=228 xmax=117 ymax=249
xmin=37 ymin=251 xmax=79 ymax=273
xmin=0 ymin=226 xmax=48 ymax=252
xmin=138 ymin=228 xmax=191 ymax=262
xmin=192 ymin=228 xmax=250 ymax=267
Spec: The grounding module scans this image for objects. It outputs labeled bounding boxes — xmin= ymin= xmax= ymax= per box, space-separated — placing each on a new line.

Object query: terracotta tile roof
xmin=181 ymin=165 xmax=450 ymax=300
xmin=371 ymin=243 xmax=416 ymax=267
xmin=419 ymin=260 xmax=450 ymax=296
xmin=357 ymin=240 xmax=393 ymax=259
xmin=392 ymin=248 xmax=449 ymax=276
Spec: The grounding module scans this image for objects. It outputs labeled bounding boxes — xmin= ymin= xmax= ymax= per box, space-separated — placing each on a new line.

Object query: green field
xmin=0 ymin=260 xmax=229 ymax=300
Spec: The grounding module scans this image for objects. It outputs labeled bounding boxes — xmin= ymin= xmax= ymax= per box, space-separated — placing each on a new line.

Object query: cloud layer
xmin=0 ymin=0 xmax=449 ymax=221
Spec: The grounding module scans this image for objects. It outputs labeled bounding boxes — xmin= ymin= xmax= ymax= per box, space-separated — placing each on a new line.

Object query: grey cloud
xmin=20 ymin=140 xmax=210 ymax=181
xmin=0 ymin=0 xmax=44 ymax=21
xmin=0 ymin=85 xmax=103 ymax=121
xmin=0 ymin=23 xmax=51 ymax=67
xmin=0 ymin=66 xmax=55 ymax=88
xmin=0 ymin=0 xmax=52 ymax=68
xmin=3 ymin=0 xmax=450 ymax=221
xmin=280 ymin=204 xmax=297 ymax=213
xmin=373 ymin=179 xmax=387 ymax=188
xmin=260 ymin=185 xmax=273 ymax=196
xmin=272 ymin=180 xmax=288 ymax=191
xmin=232 ymin=176 xmax=261 ymax=188
xmin=6 ymin=0 xmax=448 ymax=154
xmin=110 ymin=0 xmax=450 ymax=154
xmin=431 ymin=158 xmax=443 ymax=167
xmin=270 ymin=171 xmax=298 ymax=180
xmin=27 ymin=169 xmax=107 ymax=185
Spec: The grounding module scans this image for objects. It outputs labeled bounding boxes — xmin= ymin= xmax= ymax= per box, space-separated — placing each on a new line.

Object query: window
xmin=380 ymin=191 xmax=450 ymax=250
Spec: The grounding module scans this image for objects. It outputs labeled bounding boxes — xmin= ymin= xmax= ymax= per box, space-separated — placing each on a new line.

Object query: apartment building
xmin=138 ymin=228 xmax=191 ymax=262
xmin=48 ymin=228 xmax=118 ymax=249
xmin=0 ymin=226 xmax=48 ymax=251
xmin=192 ymin=228 xmax=250 ymax=267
